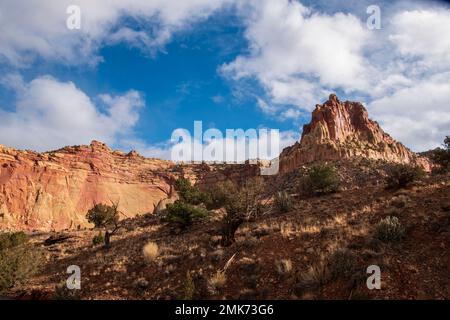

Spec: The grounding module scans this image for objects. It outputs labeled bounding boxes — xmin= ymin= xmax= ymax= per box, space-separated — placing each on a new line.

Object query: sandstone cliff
xmin=0 ymin=141 xmax=175 ymax=231
xmin=279 ymin=94 xmax=431 ymax=174
xmin=0 ymin=94 xmax=432 ymax=231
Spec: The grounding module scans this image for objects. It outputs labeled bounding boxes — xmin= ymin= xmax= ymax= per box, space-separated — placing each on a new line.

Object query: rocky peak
xmin=279 ymin=94 xmax=431 ymax=174
xmin=127 ymin=150 xmax=141 ymax=158
xmin=90 ymin=140 xmax=111 ymax=152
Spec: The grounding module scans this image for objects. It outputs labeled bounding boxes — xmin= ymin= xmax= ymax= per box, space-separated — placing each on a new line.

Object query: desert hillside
xmin=0 ymin=95 xmax=448 ymax=300
xmin=4 ymin=161 xmax=450 ymax=300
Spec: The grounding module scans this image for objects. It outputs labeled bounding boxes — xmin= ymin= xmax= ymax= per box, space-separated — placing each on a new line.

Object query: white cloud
xmin=389 ymin=9 xmax=450 ymax=70
xmin=0 ymin=75 xmax=144 ymax=151
xmin=370 ymin=72 xmax=450 ymax=151
xmin=1 ymin=0 xmax=449 ymax=154
xmin=222 ymin=0 xmax=371 ymax=111
xmin=367 ymin=8 xmax=450 ymax=151
xmin=0 ymin=0 xmax=231 ymax=65
xmin=222 ymin=2 xmax=450 ymax=151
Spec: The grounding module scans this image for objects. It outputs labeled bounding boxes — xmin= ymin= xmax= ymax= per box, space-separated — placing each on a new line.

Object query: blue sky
xmin=0 ymin=0 xmax=449 ymax=158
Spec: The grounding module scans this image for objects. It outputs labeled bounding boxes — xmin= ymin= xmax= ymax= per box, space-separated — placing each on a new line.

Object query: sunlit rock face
xmin=279 ymin=94 xmax=431 ymax=174
xmin=0 ymin=141 xmax=175 ymax=231
xmin=0 ymin=95 xmax=432 ymax=231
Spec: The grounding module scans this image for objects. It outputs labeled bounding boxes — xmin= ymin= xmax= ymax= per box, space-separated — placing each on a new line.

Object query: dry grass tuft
xmin=208 ymin=270 xmax=227 ymax=291
xmin=276 ymin=259 xmax=293 ymax=275
xmin=143 ymin=241 xmax=159 ymax=263
xmin=301 ymin=256 xmax=330 ymax=286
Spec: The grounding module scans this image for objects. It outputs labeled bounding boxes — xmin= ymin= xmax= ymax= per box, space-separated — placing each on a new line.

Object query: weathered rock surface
xmin=0 ymin=141 xmax=263 ymax=231
xmin=0 ymin=94 xmax=433 ymax=231
xmin=0 ymin=141 xmax=175 ymax=231
xmin=279 ymin=94 xmax=431 ymax=174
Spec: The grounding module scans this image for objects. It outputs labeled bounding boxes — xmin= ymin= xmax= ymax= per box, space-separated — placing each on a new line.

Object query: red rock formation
xmin=0 ymin=141 xmax=175 ymax=231
xmin=0 ymin=95 xmax=432 ymax=231
xmin=279 ymin=94 xmax=431 ymax=174
xmin=0 ymin=140 xmax=264 ymax=231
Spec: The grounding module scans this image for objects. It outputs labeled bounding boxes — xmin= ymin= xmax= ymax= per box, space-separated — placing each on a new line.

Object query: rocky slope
xmin=279 ymin=94 xmax=430 ymax=174
xmin=0 ymin=141 xmax=175 ymax=231
xmin=7 ymin=170 xmax=450 ymax=300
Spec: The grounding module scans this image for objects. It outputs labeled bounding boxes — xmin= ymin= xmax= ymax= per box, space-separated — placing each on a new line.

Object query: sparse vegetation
xmin=163 ymin=200 xmax=209 ymax=229
xmin=220 ymin=177 xmax=265 ymax=246
xmin=431 ymin=136 xmax=450 ymax=173
xmin=0 ymin=231 xmax=28 ymax=250
xmin=0 ymin=232 xmax=42 ymax=293
xmin=375 ymin=216 xmax=405 ymax=242
xmin=92 ymin=233 xmax=104 ymax=246
xmin=203 ymin=180 xmax=235 ymax=210
xmin=160 ymin=177 xmax=214 ymax=229
xmin=297 ymin=248 xmax=357 ymax=294
xmin=301 ymin=164 xmax=340 ymax=196
xmin=385 ymin=164 xmax=425 ymax=189
xmin=142 ymin=241 xmax=159 ymax=263
xmin=274 ymin=191 xmax=292 ymax=213
xmin=53 ymin=282 xmax=80 ymax=300
xmin=208 ymin=270 xmax=226 ymax=293
xmin=276 ymin=259 xmax=293 ymax=275
xmin=175 ymin=177 xmax=204 ymax=205
xmin=328 ymin=248 xmax=357 ymax=279
xmin=297 ymin=256 xmax=330 ymax=290
xmin=86 ymin=202 xmax=122 ymax=248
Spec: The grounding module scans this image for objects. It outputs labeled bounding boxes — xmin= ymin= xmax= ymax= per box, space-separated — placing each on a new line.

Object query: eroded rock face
xmin=279 ymin=94 xmax=431 ymax=174
xmin=0 ymin=141 xmax=175 ymax=231
xmin=0 ymin=95 xmax=432 ymax=231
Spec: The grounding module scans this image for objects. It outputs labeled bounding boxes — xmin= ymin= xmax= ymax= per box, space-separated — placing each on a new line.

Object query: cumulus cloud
xmin=389 ymin=9 xmax=450 ymax=70
xmin=222 ymin=0 xmax=371 ymax=111
xmin=367 ymin=8 xmax=450 ymax=151
xmin=0 ymin=0 xmax=231 ymax=65
xmin=1 ymin=0 xmax=449 ymax=154
xmin=221 ymin=1 xmax=450 ymax=151
xmin=370 ymin=72 xmax=450 ymax=151
xmin=0 ymin=75 xmax=144 ymax=151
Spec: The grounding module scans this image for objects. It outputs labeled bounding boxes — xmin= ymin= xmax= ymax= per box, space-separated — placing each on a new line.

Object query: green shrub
xmin=385 ymin=164 xmax=425 ymax=189
xmin=0 ymin=231 xmax=28 ymax=250
xmin=431 ymin=136 xmax=450 ymax=172
xmin=274 ymin=191 xmax=292 ymax=213
xmin=375 ymin=216 xmax=405 ymax=242
xmin=175 ymin=177 xmax=204 ymax=205
xmin=162 ymin=200 xmax=209 ymax=229
xmin=328 ymin=248 xmax=357 ymax=279
xmin=0 ymin=232 xmax=42 ymax=293
xmin=92 ymin=233 xmax=104 ymax=246
xmin=203 ymin=180 xmax=236 ymax=210
xmin=86 ymin=203 xmax=119 ymax=228
xmin=221 ymin=177 xmax=265 ymax=246
xmin=302 ymin=164 xmax=340 ymax=196
xmin=86 ymin=202 xmax=121 ymax=247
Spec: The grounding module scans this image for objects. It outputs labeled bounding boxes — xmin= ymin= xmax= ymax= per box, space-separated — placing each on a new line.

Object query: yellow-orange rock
xmin=0 ymin=141 xmax=174 ymax=231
